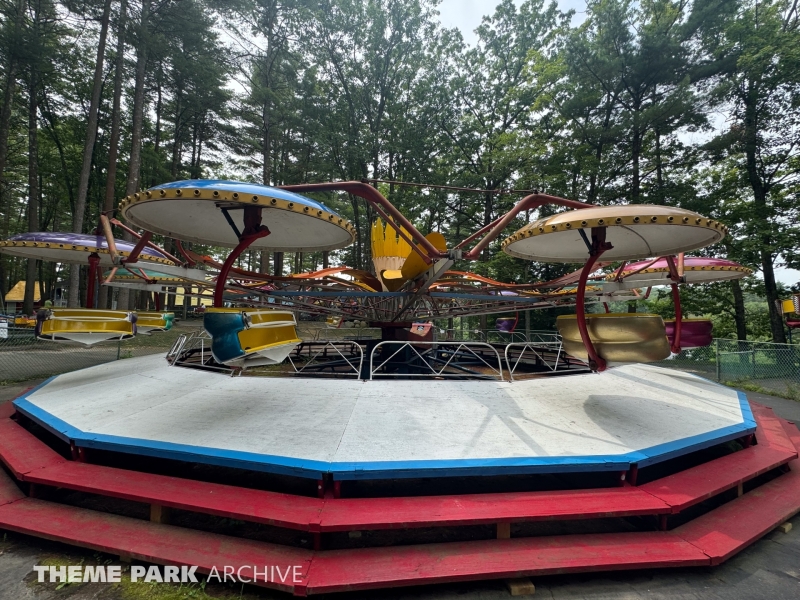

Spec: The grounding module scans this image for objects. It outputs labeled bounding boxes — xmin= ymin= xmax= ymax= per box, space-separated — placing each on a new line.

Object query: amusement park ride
xmin=0 ymin=179 xmax=799 ymax=595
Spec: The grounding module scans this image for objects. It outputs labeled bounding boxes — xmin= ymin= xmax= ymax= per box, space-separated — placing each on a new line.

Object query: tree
xmin=709 ymin=0 xmax=800 ymax=342
xmin=67 ymin=0 xmax=112 ymax=308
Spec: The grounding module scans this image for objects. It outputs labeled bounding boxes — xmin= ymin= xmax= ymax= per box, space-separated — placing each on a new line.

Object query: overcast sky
xmin=434 ymin=0 xmax=798 ymax=285
xmin=437 ymin=0 xmax=588 ymax=44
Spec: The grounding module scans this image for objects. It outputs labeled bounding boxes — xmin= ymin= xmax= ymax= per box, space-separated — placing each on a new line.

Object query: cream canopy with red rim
xmin=502 ymin=205 xmax=727 ymax=263
xmin=119 ymin=180 xmax=356 ymax=252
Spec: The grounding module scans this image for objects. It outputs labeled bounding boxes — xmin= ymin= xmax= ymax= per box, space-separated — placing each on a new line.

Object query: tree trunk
xmin=742 ymin=82 xmax=786 ymax=343
xmin=731 ymin=278 xmax=747 ymax=340
xmin=125 ymin=0 xmax=149 ymax=197
xmin=99 ymin=0 xmax=127 ymax=308
xmin=631 ymin=126 xmax=641 ymax=202
xmin=120 ymin=0 xmax=150 ymax=311
xmin=68 ymin=0 xmax=112 ymax=308
xmin=170 ymin=88 xmax=182 ymax=178
xmin=273 ymin=251 xmax=283 ymax=276
xmin=24 ymin=66 xmax=39 ymax=315
xmin=0 ymin=0 xmax=24 ymax=303
xmin=0 ymin=14 xmax=20 ymax=239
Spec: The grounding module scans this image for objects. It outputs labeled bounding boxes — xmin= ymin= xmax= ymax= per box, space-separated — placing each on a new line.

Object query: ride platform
xmin=11 ymin=355 xmax=755 ymax=481
xmin=0 ymin=393 xmax=798 ymax=595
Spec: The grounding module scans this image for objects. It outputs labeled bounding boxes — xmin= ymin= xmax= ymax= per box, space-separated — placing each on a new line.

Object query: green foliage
xmin=0 ymin=0 xmax=797 ymax=340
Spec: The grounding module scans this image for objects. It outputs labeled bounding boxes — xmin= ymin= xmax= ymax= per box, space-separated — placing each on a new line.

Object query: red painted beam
xmin=302 ymin=532 xmax=709 ymax=594
xmin=25 ymin=462 xmax=323 ymax=531
xmin=640 ymin=411 xmax=797 ymax=512
xmin=0 ymin=468 xmax=25 ymax=506
xmin=674 ymin=465 xmax=800 ymax=565
xmin=319 ymin=487 xmax=670 ymax=532
xmin=0 ymin=498 xmax=312 ymax=594
xmin=0 ymin=414 xmax=67 ymax=479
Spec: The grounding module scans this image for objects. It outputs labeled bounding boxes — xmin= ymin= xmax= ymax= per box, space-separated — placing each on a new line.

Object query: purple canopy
xmin=0 ymin=231 xmax=170 ymax=265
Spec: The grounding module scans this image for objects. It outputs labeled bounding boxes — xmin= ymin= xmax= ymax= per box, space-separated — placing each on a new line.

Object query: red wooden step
xmin=639 ymin=412 xmax=797 ymax=512
xmin=779 ymin=419 xmax=800 ymax=449
xmin=751 ymin=404 xmax=796 ymax=451
xmin=0 ymin=497 xmax=312 ymax=594
xmin=302 ymin=532 xmax=709 ymax=594
xmin=674 ymin=465 xmax=800 ymax=564
xmin=319 ymin=487 xmax=670 ymax=532
xmin=0 ymin=409 xmax=323 ymax=531
xmin=0 ymin=468 xmax=25 ymax=506
xmin=0 ymin=413 xmax=66 ymax=478
xmin=0 ymin=402 xmax=15 ymax=419
xmin=25 ymin=461 xmax=323 ymax=531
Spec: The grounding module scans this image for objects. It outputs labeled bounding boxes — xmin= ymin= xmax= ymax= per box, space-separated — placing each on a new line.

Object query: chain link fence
xmin=653 ymin=339 xmax=800 ymax=400
xmin=0 ymin=324 xmax=189 ymax=384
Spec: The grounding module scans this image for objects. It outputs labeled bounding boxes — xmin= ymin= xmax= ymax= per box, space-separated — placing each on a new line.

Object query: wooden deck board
xmin=0 ymin=498 xmax=312 ymax=594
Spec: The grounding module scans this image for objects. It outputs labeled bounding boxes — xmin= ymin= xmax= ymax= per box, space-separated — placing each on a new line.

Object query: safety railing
xmin=368 ymin=341 xmax=504 ymax=380
xmin=167 ymin=330 xmax=235 ymax=375
xmin=504 ymin=338 xmax=567 ymax=381
xmin=288 ymin=341 xmax=363 ymax=378
xmin=485 ymin=330 xmax=529 ymax=344
xmin=437 ymin=328 xmax=487 ymax=342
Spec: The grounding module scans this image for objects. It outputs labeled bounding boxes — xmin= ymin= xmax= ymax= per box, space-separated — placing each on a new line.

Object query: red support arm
xmin=461 ymin=193 xmax=594 ymax=260
xmin=111 ymin=219 xmax=182 ymax=265
xmin=213 ymin=206 xmax=271 ymax=307
xmin=279 ymin=181 xmax=597 ymax=265
xmin=121 ymin=231 xmax=153 ymax=265
xmin=576 ymin=228 xmax=613 ymax=373
xmin=86 ymin=253 xmax=100 ymax=309
xmin=279 ymin=181 xmax=445 ymax=262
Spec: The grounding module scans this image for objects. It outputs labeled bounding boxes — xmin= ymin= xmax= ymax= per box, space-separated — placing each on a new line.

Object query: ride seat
xmin=556 ymin=313 xmax=671 ymax=364
xmin=203 ymin=308 xmax=301 ymax=368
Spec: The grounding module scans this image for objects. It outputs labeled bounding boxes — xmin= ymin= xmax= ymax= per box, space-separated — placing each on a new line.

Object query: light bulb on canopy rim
xmin=501 ymin=205 xmax=727 ymax=263
xmin=609 ymin=257 xmax=752 ymax=284
xmin=0 ymin=232 xmax=172 ymax=266
xmin=119 ymin=180 xmax=357 ymax=252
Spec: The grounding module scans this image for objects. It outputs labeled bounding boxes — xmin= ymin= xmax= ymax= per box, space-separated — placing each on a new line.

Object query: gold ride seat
xmin=203 ymin=308 xmax=301 ymax=369
xmin=556 ymin=313 xmax=671 ymax=365
xmin=35 ymin=309 xmax=137 ymax=346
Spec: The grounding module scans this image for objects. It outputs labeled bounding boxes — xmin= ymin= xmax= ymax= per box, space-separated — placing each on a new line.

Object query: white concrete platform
xmin=13 ymin=354 xmax=756 ymax=480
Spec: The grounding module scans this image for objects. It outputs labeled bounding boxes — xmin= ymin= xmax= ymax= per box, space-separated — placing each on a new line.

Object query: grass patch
xmin=723 ymin=379 xmax=800 ymax=402
xmin=27 ymin=551 xmax=270 ymax=599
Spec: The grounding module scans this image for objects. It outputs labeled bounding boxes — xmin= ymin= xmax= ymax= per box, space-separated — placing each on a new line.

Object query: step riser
xmin=0 ymin=404 xmax=798 ymax=595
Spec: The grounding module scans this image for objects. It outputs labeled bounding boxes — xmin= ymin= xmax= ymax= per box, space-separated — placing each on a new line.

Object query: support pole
xmin=86 ymin=253 xmax=101 ymax=308
xmin=213 ymin=206 xmax=271 ymax=307
xmin=98 ymin=214 xmax=119 ymax=264
xmin=670 ymin=283 xmax=683 ymax=354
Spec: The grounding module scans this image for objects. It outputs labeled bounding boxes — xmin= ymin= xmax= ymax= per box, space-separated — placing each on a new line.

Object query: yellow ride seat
xmin=36 ymin=309 xmax=136 ymax=346
xmin=203 ymin=308 xmax=301 ymax=368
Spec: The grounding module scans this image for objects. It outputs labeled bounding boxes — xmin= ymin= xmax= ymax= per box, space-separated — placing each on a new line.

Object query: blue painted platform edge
xmin=12 ymin=388 xmax=756 ymax=481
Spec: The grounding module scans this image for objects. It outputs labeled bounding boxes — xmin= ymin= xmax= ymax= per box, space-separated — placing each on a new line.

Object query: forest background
xmin=1 ymin=0 xmax=799 ymax=341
